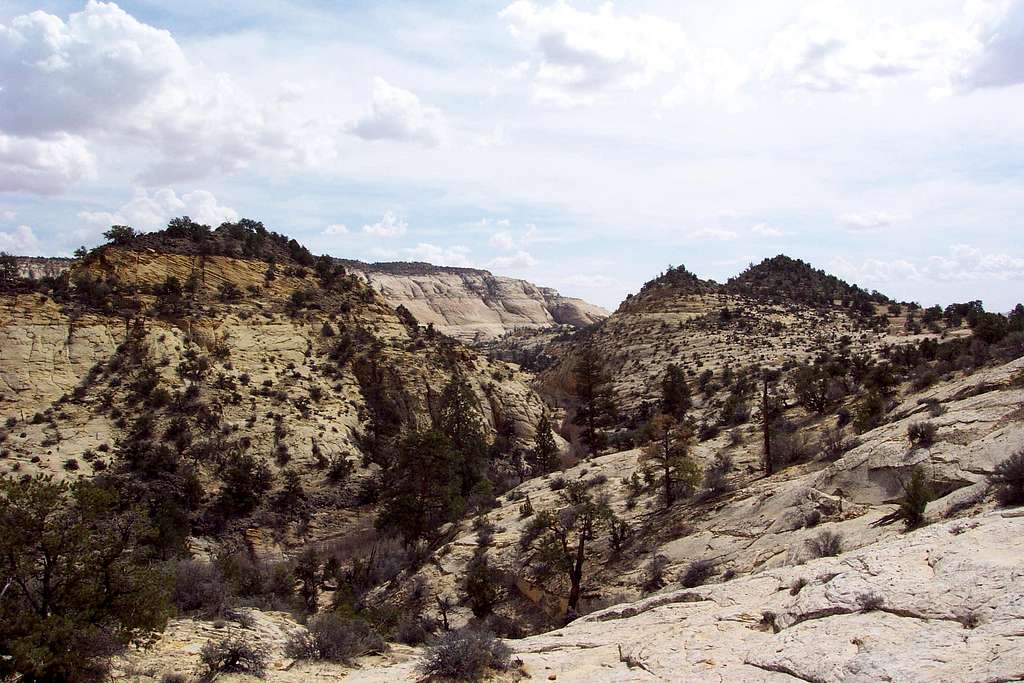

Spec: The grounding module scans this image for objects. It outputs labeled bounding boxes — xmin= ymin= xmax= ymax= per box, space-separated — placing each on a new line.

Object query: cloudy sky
xmin=1 ymin=0 xmax=1022 ymax=311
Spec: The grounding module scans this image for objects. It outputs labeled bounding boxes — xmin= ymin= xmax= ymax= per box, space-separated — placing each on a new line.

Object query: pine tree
xmin=661 ymin=363 xmax=692 ymax=420
xmin=437 ymin=373 xmax=489 ymax=496
xmin=376 ymin=429 xmax=465 ymax=545
xmin=641 ymin=414 xmax=699 ymax=507
xmin=527 ymin=412 xmax=560 ymax=475
xmin=571 ymin=344 xmax=616 ymax=455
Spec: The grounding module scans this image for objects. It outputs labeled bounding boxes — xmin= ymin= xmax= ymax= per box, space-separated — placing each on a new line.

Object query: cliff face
xmin=344 ymin=261 xmax=608 ymax=341
xmin=14 ymin=256 xmax=74 ymax=280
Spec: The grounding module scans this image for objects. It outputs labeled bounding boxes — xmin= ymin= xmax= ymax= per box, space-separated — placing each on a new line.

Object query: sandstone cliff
xmin=344 ymin=260 xmax=608 ymax=341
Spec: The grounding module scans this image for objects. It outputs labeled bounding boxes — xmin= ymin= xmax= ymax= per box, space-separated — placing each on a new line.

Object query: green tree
xmin=641 ymin=414 xmax=700 ymax=507
xmin=527 ymin=412 xmax=560 ymax=475
xmin=571 ymin=344 xmax=616 ymax=455
xmin=661 ymin=363 xmax=691 ymax=420
xmin=0 ymin=251 xmax=18 ymax=290
xmin=0 ymin=475 xmax=170 ymax=682
xmin=518 ymin=480 xmax=614 ymax=618
xmin=791 ymin=363 xmax=832 ymax=414
xmin=437 ymin=374 xmax=489 ymax=497
xmin=103 ymin=224 xmax=137 ymax=245
xmin=376 ymin=429 xmax=465 ymax=545
xmin=898 ymin=467 xmax=932 ymax=530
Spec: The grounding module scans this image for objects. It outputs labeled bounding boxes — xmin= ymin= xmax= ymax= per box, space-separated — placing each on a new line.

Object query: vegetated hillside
xmin=725 ymin=254 xmax=888 ymax=309
xmin=342 ymin=259 xmax=608 ymax=342
xmin=3 ymin=230 xmax=1024 ymax=683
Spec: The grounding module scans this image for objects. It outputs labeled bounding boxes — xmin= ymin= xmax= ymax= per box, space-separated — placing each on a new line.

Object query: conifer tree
xmin=661 ymin=363 xmax=692 ymax=420
xmin=571 ymin=344 xmax=616 ymax=455
xmin=438 ymin=373 xmax=489 ymax=496
xmin=527 ymin=412 xmax=560 ymax=475
xmin=641 ymin=414 xmax=699 ymax=507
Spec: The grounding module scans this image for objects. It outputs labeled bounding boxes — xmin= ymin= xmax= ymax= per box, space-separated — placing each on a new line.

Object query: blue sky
xmin=1 ymin=0 xmax=1023 ymax=311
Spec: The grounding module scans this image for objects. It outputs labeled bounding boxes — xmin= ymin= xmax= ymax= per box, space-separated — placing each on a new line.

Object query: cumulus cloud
xmin=0 ymin=1 xmax=326 ymax=191
xmin=751 ymin=223 xmax=784 ymax=237
xmin=839 ymin=210 xmax=901 ymax=232
xmin=78 ymin=187 xmax=238 ymax=233
xmin=955 ymin=0 xmax=1024 ymax=90
xmin=762 ymin=3 xmax=973 ymax=93
xmin=0 ymin=225 xmax=42 ymax=254
xmin=499 ymin=0 xmax=686 ymax=104
xmin=347 ymin=78 xmax=446 ymax=147
xmin=362 ymin=210 xmax=408 ymax=238
xmin=0 ymin=133 xmax=96 ymax=194
xmin=404 ymin=242 xmax=471 ymax=267
xmin=323 ymin=224 xmax=348 ymax=236
xmin=833 ymin=244 xmax=1024 ymax=283
xmin=488 ymin=250 xmax=537 ymax=270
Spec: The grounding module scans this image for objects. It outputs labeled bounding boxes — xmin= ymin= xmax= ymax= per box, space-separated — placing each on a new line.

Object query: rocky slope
xmin=343 ymin=260 xmax=608 ymax=342
xmin=0 ymin=240 xmax=551 ymax=556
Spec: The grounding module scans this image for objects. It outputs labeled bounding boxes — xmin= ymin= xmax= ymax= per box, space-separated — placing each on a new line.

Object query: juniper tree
xmin=0 ymin=475 xmax=171 ymax=682
xmin=518 ymin=480 xmax=614 ymax=618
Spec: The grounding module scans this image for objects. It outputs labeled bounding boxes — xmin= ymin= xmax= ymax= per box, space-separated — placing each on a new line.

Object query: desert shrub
xmin=899 ymin=467 xmax=932 ymax=529
xmin=858 ymin=592 xmax=885 ymax=611
xmin=200 ymin=637 xmax=267 ymax=677
xmin=680 ymin=558 xmax=715 ymax=588
xmin=160 ymin=673 xmax=191 ymax=683
xmin=170 ymin=560 xmax=230 ymax=618
xmin=991 ymin=450 xmax=1024 ymax=506
xmin=697 ymin=422 xmax=720 ymax=441
xmin=284 ymin=611 xmax=384 ymax=663
xmin=789 ymin=577 xmax=808 ymax=595
xmin=819 ymin=426 xmax=857 ymax=461
xmin=549 ymin=476 xmax=566 ymax=491
xmin=418 ymin=627 xmax=513 ymax=681
xmin=702 ymin=453 xmax=732 ymax=495
xmin=907 ymin=422 xmax=937 ymax=447
xmin=805 ymin=530 xmax=843 ymax=558
xmin=641 ymin=554 xmax=670 ymax=593
xmin=853 ymin=392 xmax=887 ymax=433
xmin=518 ymin=495 xmax=534 ymax=518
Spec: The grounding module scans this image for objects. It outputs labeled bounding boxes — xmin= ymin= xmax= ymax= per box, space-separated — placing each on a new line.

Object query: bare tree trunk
xmin=762 ymin=375 xmax=772 ymax=476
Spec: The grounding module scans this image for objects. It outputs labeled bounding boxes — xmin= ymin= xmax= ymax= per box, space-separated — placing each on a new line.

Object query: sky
xmin=0 ymin=0 xmax=1022 ymax=312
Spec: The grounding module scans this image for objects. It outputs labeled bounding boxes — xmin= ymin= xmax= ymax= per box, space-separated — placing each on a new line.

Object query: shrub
xmin=991 ymin=450 xmax=1024 ymax=506
xmin=641 ymin=554 xmax=670 ymax=593
xmin=418 ymin=627 xmax=514 ymax=681
xmin=284 ymin=611 xmax=384 ymax=663
xmin=680 ymin=559 xmax=714 ymax=588
xmin=170 ymin=561 xmax=230 ymax=618
xmin=465 ymin=554 xmax=500 ymax=618
xmin=805 ymin=530 xmax=843 ymax=558
xmin=702 ymin=454 xmax=732 ymax=495
xmin=907 ymin=422 xmax=937 ymax=447
xmin=899 ymin=467 xmax=932 ymax=530
xmin=200 ymin=637 xmax=268 ymax=677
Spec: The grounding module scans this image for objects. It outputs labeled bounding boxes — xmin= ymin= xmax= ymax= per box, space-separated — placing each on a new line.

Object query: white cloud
xmin=839 ymin=210 xmax=901 ymax=232
xmin=361 ymin=210 xmax=408 ymax=238
xmin=489 ymin=230 xmax=516 ymax=250
xmin=323 ymin=223 xmax=348 ymax=236
xmin=689 ymin=228 xmax=738 ymax=240
xmin=488 ymin=250 xmax=537 ymax=270
xmin=499 ymin=1 xmax=686 ymax=104
xmin=0 ymin=225 xmax=41 ymax=254
xmin=762 ymin=3 xmax=973 ymax=93
xmin=78 ymin=187 xmax=238 ymax=233
xmin=404 ymin=242 xmax=471 ymax=267
xmin=751 ymin=223 xmax=784 ymax=237
xmin=0 ymin=2 xmax=330 ymax=190
xmin=0 ymin=133 xmax=96 ymax=194
xmin=1 ymin=210 xmax=15 ymax=221
xmin=347 ymin=77 xmax=446 ymax=147
xmin=955 ymin=0 xmax=1024 ymax=90
xmin=833 ymin=244 xmax=1024 ymax=283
